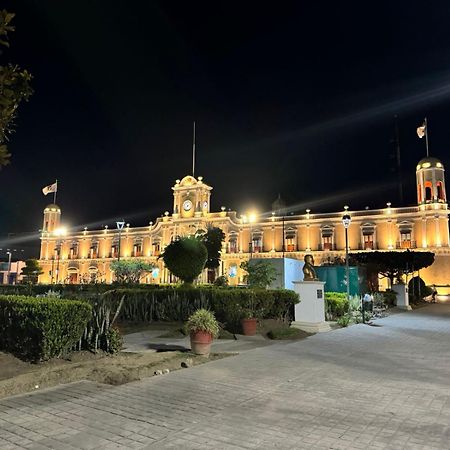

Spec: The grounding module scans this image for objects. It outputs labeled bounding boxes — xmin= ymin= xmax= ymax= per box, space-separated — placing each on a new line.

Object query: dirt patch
xmin=0 ymin=350 xmax=231 ymax=399
xmin=258 ymin=319 xmax=313 ymax=340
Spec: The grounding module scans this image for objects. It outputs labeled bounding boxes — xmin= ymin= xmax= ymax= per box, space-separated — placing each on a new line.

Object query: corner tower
xmin=42 ymin=204 xmax=61 ymax=233
xmin=416 ymin=157 xmax=446 ymax=208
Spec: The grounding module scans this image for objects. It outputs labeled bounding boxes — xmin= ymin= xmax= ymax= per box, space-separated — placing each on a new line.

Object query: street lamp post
xmin=248 ymin=212 xmax=257 ymax=259
xmin=342 ymin=212 xmax=352 ymax=313
xmin=53 ymin=227 xmax=67 ymax=284
xmin=116 ymin=220 xmax=125 ymax=261
xmin=6 ymin=251 xmax=11 ymax=284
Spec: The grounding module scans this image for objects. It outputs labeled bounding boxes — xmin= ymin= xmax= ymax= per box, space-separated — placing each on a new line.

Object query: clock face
xmin=203 ymin=201 xmax=208 ymax=209
xmin=183 ymin=200 xmax=193 ymax=211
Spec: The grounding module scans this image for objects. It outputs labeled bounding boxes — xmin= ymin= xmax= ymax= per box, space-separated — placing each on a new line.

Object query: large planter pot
xmin=241 ymin=318 xmax=258 ymax=336
xmin=190 ymin=330 xmax=213 ymax=356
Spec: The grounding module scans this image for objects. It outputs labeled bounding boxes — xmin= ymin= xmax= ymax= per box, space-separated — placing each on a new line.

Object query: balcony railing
xmin=396 ymin=240 xmax=416 ymax=249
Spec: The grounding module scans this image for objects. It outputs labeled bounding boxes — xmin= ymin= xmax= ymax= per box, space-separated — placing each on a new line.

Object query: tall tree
xmin=160 ymin=236 xmax=208 ymax=285
xmin=20 ymin=259 xmax=43 ymax=284
xmin=110 ymin=260 xmax=154 ymax=284
xmin=0 ymin=10 xmax=33 ymax=167
xmin=197 ymin=226 xmax=225 ymax=283
xmin=350 ymin=251 xmax=435 ymax=288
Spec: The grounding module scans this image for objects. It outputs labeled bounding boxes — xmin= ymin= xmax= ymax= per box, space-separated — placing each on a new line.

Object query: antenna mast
xmin=192 ymin=121 xmax=196 ymax=177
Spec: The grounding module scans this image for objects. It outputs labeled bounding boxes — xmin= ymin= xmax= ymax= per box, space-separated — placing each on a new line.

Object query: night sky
xmin=2 ymin=1 xmax=450 ymax=247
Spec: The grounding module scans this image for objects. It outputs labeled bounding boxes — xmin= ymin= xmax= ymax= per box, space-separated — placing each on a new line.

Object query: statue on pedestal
xmin=303 ymin=254 xmax=318 ymax=281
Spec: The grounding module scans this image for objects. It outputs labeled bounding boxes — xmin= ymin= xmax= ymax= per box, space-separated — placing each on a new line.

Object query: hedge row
xmin=0 ymin=295 xmax=91 ymax=361
xmin=100 ymin=287 xmax=299 ymax=331
xmin=324 ymin=292 xmax=348 ymax=320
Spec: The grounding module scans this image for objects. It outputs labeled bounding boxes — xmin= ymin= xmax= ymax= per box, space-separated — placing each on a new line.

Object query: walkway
xmin=1 ymin=304 xmax=450 ymax=449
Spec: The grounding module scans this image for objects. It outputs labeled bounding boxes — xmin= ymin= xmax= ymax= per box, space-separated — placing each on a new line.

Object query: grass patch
xmin=267 ymin=327 xmax=306 ymax=340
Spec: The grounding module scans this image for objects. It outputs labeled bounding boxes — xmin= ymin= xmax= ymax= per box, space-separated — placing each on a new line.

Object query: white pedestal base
xmin=292 ymin=281 xmax=331 ymax=333
xmin=291 ymin=320 xmax=331 ymax=333
xmin=392 ymin=284 xmax=412 ymax=311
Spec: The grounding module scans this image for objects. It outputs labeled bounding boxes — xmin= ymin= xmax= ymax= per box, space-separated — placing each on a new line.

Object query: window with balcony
xmin=110 ymin=245 xmax=118 ymax=258
xmin=321 ymin=226 xmax=334 ymax=251
xmin=397 ymin=222 xmax=415 ymax=249
xmin=361 ymin=223 xmax=375 ymax=250
xmin=134 ymin=243 xmax=143 ymax=257
xmin=399 ymin=232 xmax=412 ymax=248
xmin=363 ymin=234 xmax=374 ymax=250
xmin=251 ymin=232 xmax=263 ymax=253
xmin=69 ymin=244 xmax=78 ymax=259
xmin=152 ymin=242 xmax=160 ymax=256
xmin=284 ymin=229 xmax=296 ymax=252
xmin=229 ymin=237 xmax=238 ymax=253
xmin=89 ymin=243 xmax=98 ymax=259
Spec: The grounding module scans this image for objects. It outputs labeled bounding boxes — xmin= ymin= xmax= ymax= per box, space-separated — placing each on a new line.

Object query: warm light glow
xmin=422 ymin=162 xmax=431 ymax=168
xmin=437 ymin=162 xmax=443 ymax=168
xmin=248 ymin=212 xmax=257 ymax=223
xmin=342 ymin=214 xmax=351 ymax=229
xmin=54 ymin=227 xmax=67 ymax=237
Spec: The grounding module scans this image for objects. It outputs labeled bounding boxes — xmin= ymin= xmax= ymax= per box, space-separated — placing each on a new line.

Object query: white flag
xmin=42 ymin=182 xmax=57 ymax=196
xmin=417 ymin=122 xmax=426 ymax=139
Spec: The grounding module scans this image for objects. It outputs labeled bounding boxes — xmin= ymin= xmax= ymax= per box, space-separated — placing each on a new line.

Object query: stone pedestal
xmin=392 ymin=283 xmax=412 ymax=310
xmin=291 ymin=281 xmax=331 ymax=333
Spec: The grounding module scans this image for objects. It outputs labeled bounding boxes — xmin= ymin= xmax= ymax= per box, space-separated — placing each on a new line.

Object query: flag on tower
xmin=417 ymin=121 xmax=426 ymax=139
xmin=42 ymin=181 xmax=57 ymax=196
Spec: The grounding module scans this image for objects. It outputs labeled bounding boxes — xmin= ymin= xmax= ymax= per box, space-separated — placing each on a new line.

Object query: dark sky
xmin=2 ymin=1 xmax=450 ymax=239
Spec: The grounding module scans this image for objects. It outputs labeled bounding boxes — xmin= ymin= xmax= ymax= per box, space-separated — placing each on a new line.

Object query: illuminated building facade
xmin=39 ymin=156 xmax=449 ymax=287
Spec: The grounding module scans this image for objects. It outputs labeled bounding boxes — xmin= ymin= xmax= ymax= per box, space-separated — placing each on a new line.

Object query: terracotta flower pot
xmin=241 ymin=318 xmax=258 ymax=336
xmin=190 ymin=330 xmax=213 ymax=356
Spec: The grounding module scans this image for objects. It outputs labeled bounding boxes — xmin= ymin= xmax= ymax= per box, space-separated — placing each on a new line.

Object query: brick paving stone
xmin=2 ymin=304 xmax=450 ymax=448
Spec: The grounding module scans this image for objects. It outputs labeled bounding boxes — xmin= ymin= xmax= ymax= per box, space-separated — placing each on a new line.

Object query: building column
xmin=435 ymin=215 xmax=441 ymax=247
xmin=421 ymin=216 xmax=427 ymax=248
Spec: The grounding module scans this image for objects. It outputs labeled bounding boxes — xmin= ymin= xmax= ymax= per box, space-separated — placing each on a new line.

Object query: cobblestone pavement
xmin=1 ymin=304 xmax=450 ymax=449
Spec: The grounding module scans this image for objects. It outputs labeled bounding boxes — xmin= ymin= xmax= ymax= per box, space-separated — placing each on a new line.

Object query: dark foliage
xmin=350 ymin=251 xmax=435 ymax=286
xmin=160 ymin=236 xmax=208 ymax=284
xmin=0 ymin=295 xmax=91 ymax=361
xmin=100 ymin=287 xmax=299 ymax=332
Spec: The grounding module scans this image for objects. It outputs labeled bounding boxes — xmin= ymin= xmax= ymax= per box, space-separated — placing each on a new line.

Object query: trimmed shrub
xmin=380 ymin=290 xmax=396 ymax=306
xmin=325 ymin=292 xmax=348 ymax=320
xmin=408 ymin=276 xmax=433 ymax=303
xmin=0 ymin=295 xmax=91 ymax=361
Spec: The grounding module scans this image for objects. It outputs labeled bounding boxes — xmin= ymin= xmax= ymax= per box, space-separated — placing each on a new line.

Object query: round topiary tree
xmin=161 ymin=236 xmax=208 ymax=284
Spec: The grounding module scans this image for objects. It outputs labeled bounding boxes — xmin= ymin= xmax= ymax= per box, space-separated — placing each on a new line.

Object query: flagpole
xmin=192 ymin=121 xmax=196 ymax=177
xmin=54 ymin=179 xmax=58 ymax=204
xmin=424 ymin=117 xmax=429 ymax=157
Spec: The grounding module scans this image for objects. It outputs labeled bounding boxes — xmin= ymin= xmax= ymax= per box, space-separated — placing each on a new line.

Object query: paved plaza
xmin=1 ymin=304 xmax=450 ymax=449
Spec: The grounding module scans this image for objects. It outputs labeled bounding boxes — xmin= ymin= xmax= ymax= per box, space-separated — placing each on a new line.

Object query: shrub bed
xmin=0 ymin=295 xmax=91 ymax=361
xmin=100 ymin=287 xmax=299 ymax=331
xmin=324 ymin=292 xmax=348 ymax=320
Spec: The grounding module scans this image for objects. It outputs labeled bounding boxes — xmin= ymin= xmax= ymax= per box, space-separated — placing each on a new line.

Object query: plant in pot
xmin=240 ymin=308 xmax=258 ymax=336
xmin=240 ymin=295 xmax=264 ymax=336
xmin=186 ymin=309 xmax=220 ymax=356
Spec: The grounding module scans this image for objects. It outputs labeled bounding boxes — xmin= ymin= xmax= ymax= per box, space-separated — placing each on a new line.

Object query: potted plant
xmin=186 ymin=309 xmax=220 ymax=356
xmin=240 ymin=308 xmax=258 ymax=336
xmin=240 ymin=295 xmax=264 ymax=336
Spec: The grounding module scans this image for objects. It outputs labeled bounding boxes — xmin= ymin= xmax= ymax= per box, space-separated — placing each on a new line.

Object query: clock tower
xmin=172 ymin=175 xmax=212 ymax=219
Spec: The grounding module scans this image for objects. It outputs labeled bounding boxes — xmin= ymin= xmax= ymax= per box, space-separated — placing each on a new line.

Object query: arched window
xmin=425 ymin=181 xmax=433 ymax=202
xmin=437 ymin=181 xmax=445 ymax=201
